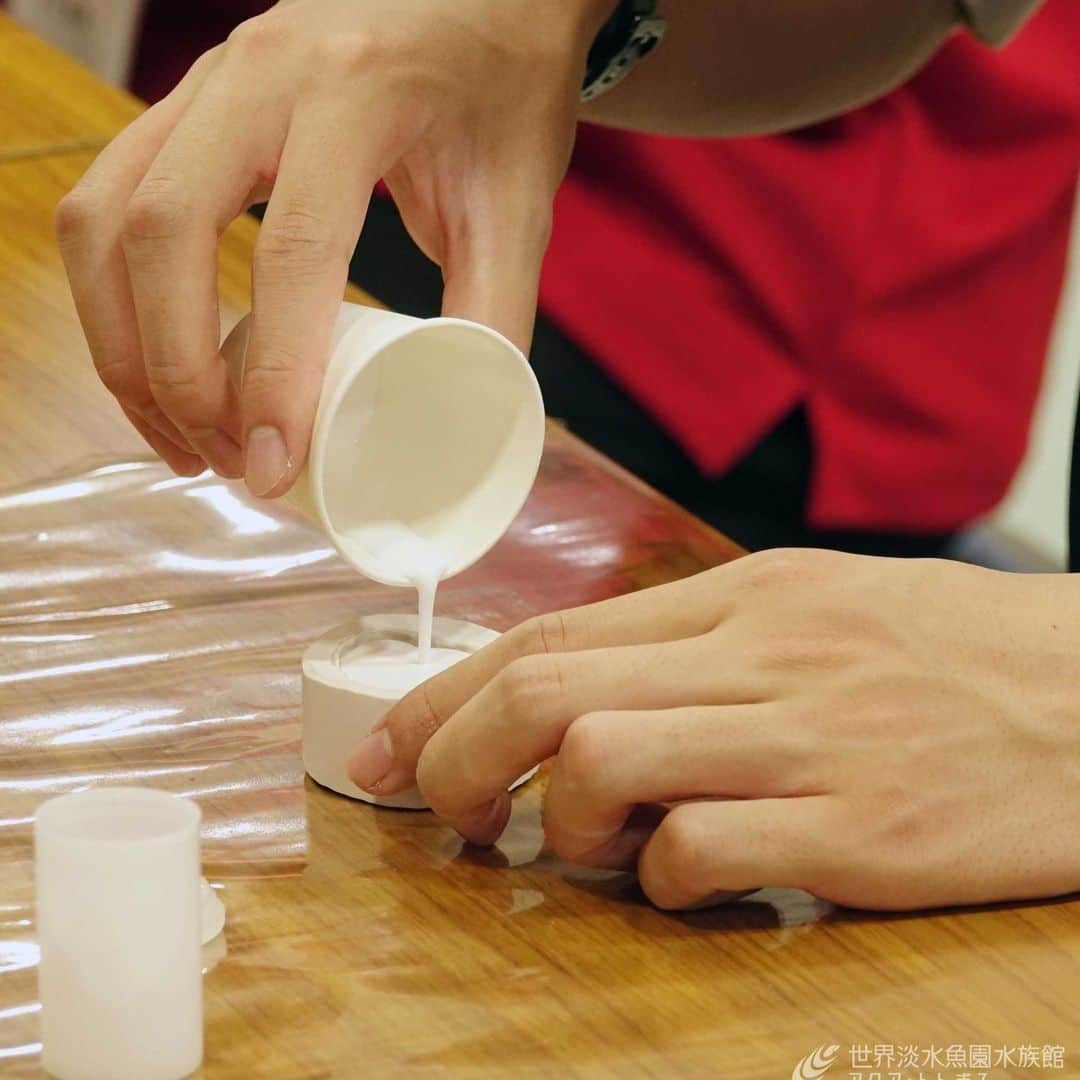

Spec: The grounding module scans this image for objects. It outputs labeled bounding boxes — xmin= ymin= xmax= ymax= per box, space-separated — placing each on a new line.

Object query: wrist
xmin=501 ymin=0 xmax=620 ymax=63
xmin=566 ymin=0 xmax=624 ymax=48
xmin=585 ymin=0 xmax=624 ymax=34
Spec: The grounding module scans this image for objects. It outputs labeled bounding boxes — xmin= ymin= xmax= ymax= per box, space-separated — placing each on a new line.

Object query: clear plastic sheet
xmin=0 ymin=430 xmax=746 ymax=1076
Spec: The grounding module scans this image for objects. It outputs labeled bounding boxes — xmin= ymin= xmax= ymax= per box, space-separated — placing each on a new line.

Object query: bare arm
xmin=582 ymin=0 xmax=963 ymax=137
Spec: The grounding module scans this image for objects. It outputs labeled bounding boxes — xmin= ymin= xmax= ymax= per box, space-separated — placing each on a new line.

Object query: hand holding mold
xmin=349 ymin=550 xmax=1080 ymax=912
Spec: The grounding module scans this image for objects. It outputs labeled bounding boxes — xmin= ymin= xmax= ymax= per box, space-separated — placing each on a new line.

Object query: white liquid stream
xmin=340 ymin=525 xmax=451 ymax=663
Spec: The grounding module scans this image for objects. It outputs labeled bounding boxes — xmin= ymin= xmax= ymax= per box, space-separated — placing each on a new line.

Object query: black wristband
xmin=581 ymin=0 xmax=664 ymax=103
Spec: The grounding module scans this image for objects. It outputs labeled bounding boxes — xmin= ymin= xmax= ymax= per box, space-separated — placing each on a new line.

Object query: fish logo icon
xmin=791 ymin=1044 xmax=841 ymax=1080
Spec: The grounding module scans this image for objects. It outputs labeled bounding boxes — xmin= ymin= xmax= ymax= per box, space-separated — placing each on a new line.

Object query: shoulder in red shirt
xmin=540 ymin=0 xmax=1080 ymax=532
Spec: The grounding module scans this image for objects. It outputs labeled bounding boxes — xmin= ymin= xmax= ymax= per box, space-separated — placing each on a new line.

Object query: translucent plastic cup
xmin=35 ymin=788 xmax=203 ymax=1080
xmin=221 ymin=304 xmax=545 ymax=587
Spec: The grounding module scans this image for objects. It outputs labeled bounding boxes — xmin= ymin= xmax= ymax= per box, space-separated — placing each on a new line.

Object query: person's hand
xmin=56 ymin=0 xmax=610 ymax=492
xmin=347 ymin=549 xmax=1080 ymax=910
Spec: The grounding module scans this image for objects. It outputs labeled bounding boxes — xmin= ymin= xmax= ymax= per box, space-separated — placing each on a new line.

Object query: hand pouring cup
xmin=221 ymin=303 xmax=545 ymax=586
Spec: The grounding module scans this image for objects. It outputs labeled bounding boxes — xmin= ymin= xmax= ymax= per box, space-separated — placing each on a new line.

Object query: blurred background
xmin=10 ymin=0 xmax=1080 ymax=571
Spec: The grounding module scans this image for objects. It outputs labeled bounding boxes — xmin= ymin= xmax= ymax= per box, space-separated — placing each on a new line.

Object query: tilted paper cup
xmin=221 ymin=303 xmax=545 ymax=586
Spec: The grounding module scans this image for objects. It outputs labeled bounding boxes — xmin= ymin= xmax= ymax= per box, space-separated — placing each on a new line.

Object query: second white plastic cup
xmin=221 ymin=304 xmax=545 ymax=586
xmin=35 ymin=787 xmax=203 ymax=1080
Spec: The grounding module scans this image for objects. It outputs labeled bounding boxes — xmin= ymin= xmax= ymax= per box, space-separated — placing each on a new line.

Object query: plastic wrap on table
xmin=0 ymin=426 xmax=744 ymax=1076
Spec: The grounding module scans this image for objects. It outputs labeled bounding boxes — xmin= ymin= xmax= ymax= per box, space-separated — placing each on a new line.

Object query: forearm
xmin=581 ymin=0 xmax=962 ymax=137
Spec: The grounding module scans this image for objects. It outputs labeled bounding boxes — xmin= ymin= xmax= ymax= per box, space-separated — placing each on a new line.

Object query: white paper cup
xmin=302 ymin=614 xmax=538 ymax=809
xmin=35 ymin=788 xmax=203 ymax=1080
xmin=222 ymin=304 xmax=545 ymax=586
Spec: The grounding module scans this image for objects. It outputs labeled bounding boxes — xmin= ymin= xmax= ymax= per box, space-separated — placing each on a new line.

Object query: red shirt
xmin=540 ymin=2 xmax=1080 ymax=532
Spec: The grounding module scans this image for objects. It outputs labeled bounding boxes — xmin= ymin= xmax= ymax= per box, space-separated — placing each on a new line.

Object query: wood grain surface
xmin=0 ymin=17 xmax=1078 ymax=1080
xmin=0 ymin=13 xmax=137 ymax=161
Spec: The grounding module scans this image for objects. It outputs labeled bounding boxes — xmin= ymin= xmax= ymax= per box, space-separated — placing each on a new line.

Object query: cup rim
xmin=306 ymin=316 xmax=544 ymax=587
xmin=34 ymin=786 xmax=201 ymax=848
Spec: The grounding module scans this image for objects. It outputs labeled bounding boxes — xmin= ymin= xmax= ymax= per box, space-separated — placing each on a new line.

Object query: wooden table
xmin=0 ymin=15 xmax=136 ymax=161
xmin=1 ymin=15 xmax=1077 ymax=1079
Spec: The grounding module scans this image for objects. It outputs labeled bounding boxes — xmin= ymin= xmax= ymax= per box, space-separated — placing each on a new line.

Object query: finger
xmin=438 ymin=179 xmax=552 ymax=354
xmin=122 ymin=407 xmax=205 ymax=477
xmin=637 ymin=797 xmax=835 ymax=910
xmin=242 ymin=95 xmax=388 ymax=498
xmin=55 ymin=50 xmax=221 ymax=466
xmin=543 ymin=705 xmax=818 ymax=867
xmin=351 ymin=573 xmax=732 ymax=795
xmin=384 ymin=166 xmax=445 ymax=268
xmin=414 ymin=636 xmax=769 ymax=846
xmin=120 ymin=68 xmax=277 ymax=479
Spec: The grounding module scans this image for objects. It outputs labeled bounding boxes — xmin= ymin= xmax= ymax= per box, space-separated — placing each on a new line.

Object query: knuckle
xmin=740 ymin=547 xmax=817 ymax=591
xmin=654 ymin=807 xmax=707 ymax=890
xmin=311 ymin=31 xmax=381 ymax=79
xmin=242 ymin=337 xmax=309 ymax=383
xmin=498 ymin=620 xmax=536 ymax=661
xmin=535 ymin=610 xmax=570 ymax=655
xmin=558 ymin=712 xmax=618 ymax=789
xmin=226 ymin=16 xmax=288 ymax=58
xmin=54 ymin=186 xmax=99 ymax=250
xmin=508 ymin=610 xmax=570 ymax=659
xmin=93 ymin=353 xmax=144 ymax=404
xmin=497 ymin=655 xmax=564 ymax=719
xmin=122 ymin=182 xmax=192 ymax=246
xmin=397 ymin=681 xmax=447 ymax=750
xmin=255 ymin=207 xmax=349 ymax=276
xmin=145 ymin=357 xmax=204 ymax=409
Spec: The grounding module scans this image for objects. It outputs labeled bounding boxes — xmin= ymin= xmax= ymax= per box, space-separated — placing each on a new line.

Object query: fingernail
xmin=174 ymin=455 xmax=207 ymax=478
xmin=460 ymin=793 xmax=511 ymax=848
xmin=244 ymin=425 xmax=291 ymax=496
xmin=138 ymin=423 xmax=205 ymax=477
xmin=144 ymin=406 xmax=196 ymax=453
xmin=190 ymin=428 xmax=243 ymax=479
xmin=348 ymin=729 xmax=394 ymax=792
